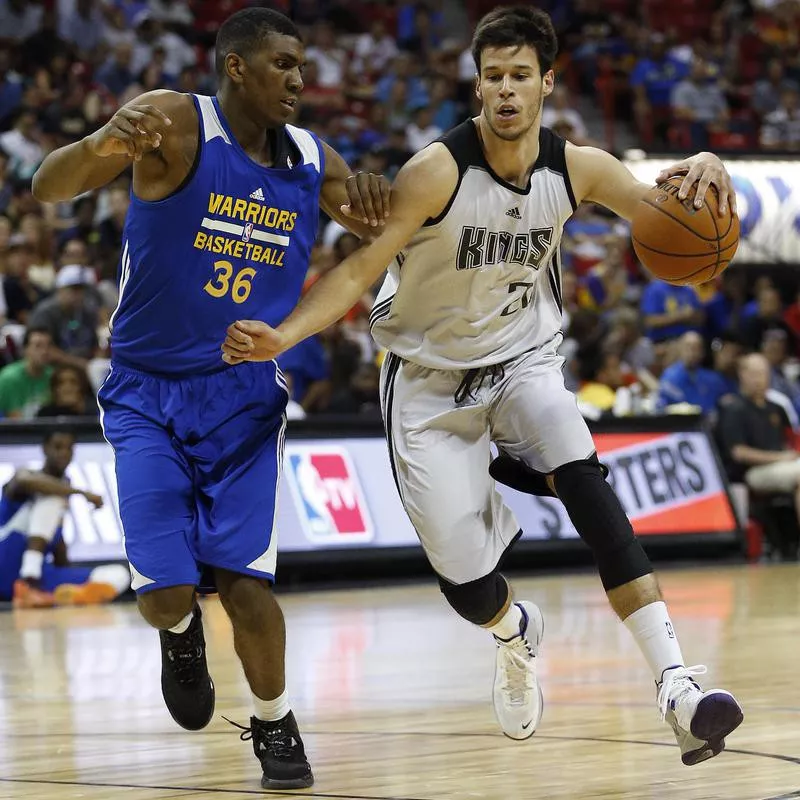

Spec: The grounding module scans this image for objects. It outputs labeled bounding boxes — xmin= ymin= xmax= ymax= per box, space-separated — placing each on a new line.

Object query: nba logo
xmin=242 ymin=222 xmax=253 ymax=242
xmin=285 ymin=446 xmax=373 ymax=543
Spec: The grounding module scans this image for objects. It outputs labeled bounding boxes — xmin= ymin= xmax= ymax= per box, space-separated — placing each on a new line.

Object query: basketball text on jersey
xmin=285 ymin=446 xmax=374 ymax=544
xmin=192 ymin=191 xmax=299 ymax=269
xmin=456 ymin=226 xmax=554 ymax=271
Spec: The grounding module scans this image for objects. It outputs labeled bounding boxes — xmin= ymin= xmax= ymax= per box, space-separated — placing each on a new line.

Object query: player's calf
xmin=139 ymin=586 xmax=215 ymax=731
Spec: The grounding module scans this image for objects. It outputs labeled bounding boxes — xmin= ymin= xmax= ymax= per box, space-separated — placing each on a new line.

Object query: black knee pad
xmin=490 ymin=451 xmax=609 ymax=497
xmin=552 ymin=455 xmax=653 ymax=591
xmin=438 ymin=570 xmax=510 ymax=625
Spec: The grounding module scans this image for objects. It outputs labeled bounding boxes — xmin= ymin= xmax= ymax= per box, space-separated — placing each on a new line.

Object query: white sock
xmin=253 ymin=687 xmax=291 ymax=722
xmin=487 ymin=602 xmax=523 ymax=640
xmin=623 ymin=601 xmax=684 ymax=682
xmin=168 ymin=611 xmax=193 ymax=635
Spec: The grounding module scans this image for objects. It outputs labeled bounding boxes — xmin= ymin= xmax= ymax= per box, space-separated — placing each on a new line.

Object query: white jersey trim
xmin=195 ymin=95 xmax=231 ymax=145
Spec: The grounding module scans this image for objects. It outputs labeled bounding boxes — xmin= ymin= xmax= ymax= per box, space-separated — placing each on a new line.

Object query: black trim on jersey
xmin=381 ymin=352 xmax=403 ymax=496
xmin=548 ymin=261 xmax=562 ymax=314
xmin=369 ymin=297 xmax=394 ymax=329
xmin=270 ymin=126 xmax=303 ymax=170
xmin=427 ymin=119 xmax=577 ymax=203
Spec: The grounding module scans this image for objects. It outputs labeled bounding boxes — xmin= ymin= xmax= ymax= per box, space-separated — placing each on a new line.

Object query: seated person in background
xmin=276 ymin=334 xmax=332 ymax=414
xmin=27 ymin=264 xmax=99 ymax=371
xmin=640 ymin=278 xmax=704 ymax=344
xmin=717 ymin=354 xmax=800 ymax=527
xmin=657 ymin=331 xmax=729 ymax=414
xmin=760 ymin=328 xmax=800 ymax=417
xmin=575 ymin=345 xmax=624 ymax=419
xmin=0 ymin=430 xmax=130 ymax=608
xmin=36 ymin=364 xmax=97 ymax=417
xmin=0 ymin=327 xmax=53 ymax=418
xmin=741 ymin=285 xmax=797 ymax=354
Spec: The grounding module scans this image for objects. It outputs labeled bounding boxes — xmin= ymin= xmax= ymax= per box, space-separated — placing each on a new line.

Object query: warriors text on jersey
xmin=110 ymin=94 xmax=325 ymax=376
xmin=370 ymin=121 xmax=576 ymax=369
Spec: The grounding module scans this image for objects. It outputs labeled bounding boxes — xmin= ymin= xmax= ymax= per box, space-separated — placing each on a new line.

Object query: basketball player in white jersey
xmin=221 ymin=6 xmax=743 ymax=764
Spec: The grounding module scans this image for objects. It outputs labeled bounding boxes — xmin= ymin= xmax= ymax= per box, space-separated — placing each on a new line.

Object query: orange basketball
xmin=630 ymin=177 xmax=740 ymax=286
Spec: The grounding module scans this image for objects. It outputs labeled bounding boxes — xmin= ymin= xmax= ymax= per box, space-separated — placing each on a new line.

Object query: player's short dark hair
xmin=23 ymin=327 xmax=52 ymax=347
xmin=471 ymin=5 xmax=558 ymax=75
xmin=215 ymin=8 xmax=302 ymax=79
xmin=43 ymin=429 xmax=75 ymax=446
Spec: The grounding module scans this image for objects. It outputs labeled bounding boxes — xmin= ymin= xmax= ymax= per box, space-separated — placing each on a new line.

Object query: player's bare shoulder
xmin=393 ymin=142 xmax=460 ymax=222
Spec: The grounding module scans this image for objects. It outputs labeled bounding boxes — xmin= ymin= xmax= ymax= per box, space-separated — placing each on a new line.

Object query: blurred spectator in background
xmin=0 ymin=107 xmax=43 ymax=183
xmin=27 ymin=264 xmax=99 ymax=371
xmin=352 ymin=18 xmax=399 ymax=76
xmin=0 ymin=0 xmax=44 ymax=43
xmin=710 ymin=331 xmax=745 ymax=398
xmin=37 ymin=364 xmax=97 ymax=418
xmin=277 ymin=335 xmax=332 ymax=415
xmin=630 ymin=32 xmax=688 ymax=144
xmin=671 ymin=56 xmax=730 ymax=150
xmin=760 ymin=328 xmax=800 ymax=415
xmin=0 ymin=327 xmax=52 ymax=418
xmin=306 ymin=20 xmax=348 ymax=88
xmin=704 ymin=270 xmax=748 ymax=341
xmin=760 ymin=86 xmax=800 ymax=151
xmin=4 ymin=234 xmax=46 ymax=324
xmin=542 ymin=86 xmax=588 ymax=140
xmin=657 ymin=331 xmax=727 ymax=414
xmin=717 ymin=354 xmax=800 ymax=539
xmin=577 ymin=235 xmax=632 ymax=313
xmin=0 ymin=430 xmax=130 ymax=608
xmin=575 ymin=345 xmax=624 ymax=419
xmin=96 ymin=42 xmax=137 ymax=98
xmin=640 ymin=279 xmax=704 ymax=344
xmin=741 ymin=285 xmax=797 ymax=353
xmin=405 ymin=104 xmax=442 ymax=152
xmin=752 ymin=58 xmax=798 ymax=118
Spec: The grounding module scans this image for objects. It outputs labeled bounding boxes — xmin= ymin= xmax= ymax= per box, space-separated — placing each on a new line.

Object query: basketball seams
xmin=639 ymin=198 xmax=719 ymax=243
xmin=631 ymin=236 xmax=739 ymax=259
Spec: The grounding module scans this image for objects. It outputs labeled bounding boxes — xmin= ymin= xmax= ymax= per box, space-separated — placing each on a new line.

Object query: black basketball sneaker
xmin=234 ymin=711 xmax=314 ymax=789
xmin=158 ymin=605 xmax=215 ymax=730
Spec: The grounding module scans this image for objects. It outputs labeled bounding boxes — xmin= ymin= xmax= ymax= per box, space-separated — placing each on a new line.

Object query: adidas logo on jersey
xmin=249 ymin=188 xmax=266 ymax=201
xmin=505 ymin=206 xmax=522 ymax=219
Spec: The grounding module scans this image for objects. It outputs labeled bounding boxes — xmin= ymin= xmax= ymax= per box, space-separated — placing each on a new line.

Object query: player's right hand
xmin=82 ymin=491 xmax=104 ymax=509
xmin=221 ymin=320 xmax=287 ymax=364
xmin=87 ymin=104 xmax=172 ymax=161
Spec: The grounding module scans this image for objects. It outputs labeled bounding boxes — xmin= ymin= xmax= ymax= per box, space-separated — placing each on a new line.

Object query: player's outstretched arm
xmin=221 ymin=144 xmax=458 ymax=364
xmin=32 ymin=90 xmax=184 ymax=203
xmin=6 ymin=470 xmax=102 ymax=507
xmin=319 ymin=142 xmax=391 ymax=238
xmin=565 ymin=145 xmax=736 ymax=222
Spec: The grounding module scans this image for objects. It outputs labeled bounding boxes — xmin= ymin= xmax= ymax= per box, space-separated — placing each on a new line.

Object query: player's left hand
xmin=221 ymin=320 xmax=287 ymax=365
xmin=339 ymin=172 xmax=391 ymax=228
xmin=657 ymin=152 xmax=737 ymax=217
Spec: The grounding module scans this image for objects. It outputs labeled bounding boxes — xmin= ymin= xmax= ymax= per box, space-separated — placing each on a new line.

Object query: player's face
xmin=241 ymin=34 xmax=305 ymax=126
xmin=44 ymin=433 xmax=75 ymax=476
xmin=476 ymin=45 xmax=554 ymax=142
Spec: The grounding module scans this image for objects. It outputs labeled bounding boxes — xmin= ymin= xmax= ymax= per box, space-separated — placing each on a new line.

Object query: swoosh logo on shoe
xmin=521 ymin=720 xmax=533 ymax=730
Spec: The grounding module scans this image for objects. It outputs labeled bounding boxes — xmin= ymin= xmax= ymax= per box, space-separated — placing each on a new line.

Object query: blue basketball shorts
xmin=98 ymin=360 xmax=289 ymax=594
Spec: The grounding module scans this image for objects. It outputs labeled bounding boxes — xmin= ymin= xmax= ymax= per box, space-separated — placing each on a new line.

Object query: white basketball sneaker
xmin=492 ymin=601 xmax=544 ymax=740
xmin=657 ymin=665 xmax=744 ymax=765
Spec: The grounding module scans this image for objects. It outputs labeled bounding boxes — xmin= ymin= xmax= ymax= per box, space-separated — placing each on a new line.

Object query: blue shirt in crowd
xmin=640 ymin=281 xmax=702 ymax=342
xmin=657 ymin=362 xmax=730 ymax=413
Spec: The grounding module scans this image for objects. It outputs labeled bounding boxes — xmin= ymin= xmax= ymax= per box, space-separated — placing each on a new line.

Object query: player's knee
xmin=216 ymin=570 xmax=274 ymax=630
xmin=137 ymin=585 xmax=196 ymax=630
xmin=438 ymin=569 xmax=509 ymax=625
xmin=552 ymin=455 xmax=653 ymax=591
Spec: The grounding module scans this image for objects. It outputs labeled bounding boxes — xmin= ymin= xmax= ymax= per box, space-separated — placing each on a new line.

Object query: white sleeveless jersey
xmin=370 ymin=121 xmax=576 ymax=369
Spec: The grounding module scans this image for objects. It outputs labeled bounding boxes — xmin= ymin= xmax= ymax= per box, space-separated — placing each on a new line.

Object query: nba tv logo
xmin=285 ymin=446 xmax=373 ymax=543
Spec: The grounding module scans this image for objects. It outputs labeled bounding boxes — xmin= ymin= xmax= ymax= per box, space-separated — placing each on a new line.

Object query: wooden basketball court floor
xmin=0 ymin=563 xmax=798 ymax=800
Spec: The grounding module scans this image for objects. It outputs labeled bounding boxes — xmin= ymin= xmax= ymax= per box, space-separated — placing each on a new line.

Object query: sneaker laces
xmin=164 ymin=624 xmax=205 ymax=685
xmin=657 ymin=664 xmax=707 ymax=722
xmin=497 ymin=635 xmax=535 ymax=705
xmin=223 ymin=716 xmax=298 ymax=760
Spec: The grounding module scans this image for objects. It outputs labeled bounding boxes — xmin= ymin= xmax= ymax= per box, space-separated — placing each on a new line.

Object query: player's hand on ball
xmin=221 ymin=320 xmax=286 ymax=364
xmin=87 ymin=104 xmax=172 ymax=162
xmin=340 ymin=172 xmax=391 ymax=228
xmin=656 ymin=152 xmax=737 ymax=217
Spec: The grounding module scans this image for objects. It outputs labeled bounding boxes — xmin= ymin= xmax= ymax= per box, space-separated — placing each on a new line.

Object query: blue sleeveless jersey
xmin=110 ymin=94 xmax=325 ymax=376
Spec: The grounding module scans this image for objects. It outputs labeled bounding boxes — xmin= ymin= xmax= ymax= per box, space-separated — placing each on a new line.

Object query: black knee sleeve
xmin=490 ymin=451 xmax=609 ymax=497
xmin=438 ymin=570 xmax=510 ymax=625
xmin=552 ymin=455 xmax=653 ymax=591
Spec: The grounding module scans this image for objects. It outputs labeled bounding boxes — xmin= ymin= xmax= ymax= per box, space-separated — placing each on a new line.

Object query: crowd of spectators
xmin=0 ymin=0 xmax=798 ymax=431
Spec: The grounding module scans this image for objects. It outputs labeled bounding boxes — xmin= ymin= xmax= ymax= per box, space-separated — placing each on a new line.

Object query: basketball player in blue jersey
xmin=223 ymin=5 xmax=744 ymax=769
xmin=32 ymin=8 xmax=391 ymax=790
